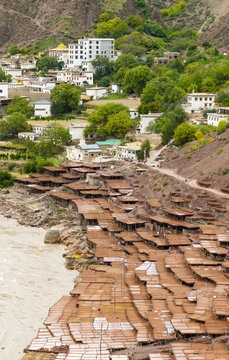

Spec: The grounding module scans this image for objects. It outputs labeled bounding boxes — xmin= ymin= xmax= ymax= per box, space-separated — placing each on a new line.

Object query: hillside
xmin=0 ymin=0 xmax=161 ymax=52
xmin=0 ymin=0 xmax=229 ymax=52
xmin=161 ymin=128 xmax=229 ymax=191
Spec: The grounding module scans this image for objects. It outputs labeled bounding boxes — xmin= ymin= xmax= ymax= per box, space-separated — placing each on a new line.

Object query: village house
xmin=207 ymin=107 xmax=229 ymax=126
xmin=86 ymin=86 xmax=107 ymax=99
xmin=0 ymin=83 xmax=9 ymax=98
xmin=4 ymin=68 xmax=23 ymax=79
xmin=18 ymin=132 xmax=38 ymax=141
xmin=110 ymin=83 xmax=122 ymax=93
xmin=154 ymin=51 xmax=180 ymax=66
xmin=34 ymin=100 xmax=52 ymax=118
xmin=57 ymin=70 xmax=93 ymax=86
xmin=32 ymin=124 xmax=51 ymax=136
xmin=67 ymin=138 xmax=103 ymax=161
xmin=129 ymin=109 xmax=139 ymax=119
xmin=137 ymin=113 xmax=163 ymax=133
xmin=48 ymin=43 xmax=69 ymax=67
xmin=182 ymin=92 xmax=216 ymax=114
xmin=69 ymin=123 xmax=88 ymax=140
xmin=115 ymin=145 xmax=141 ymax=161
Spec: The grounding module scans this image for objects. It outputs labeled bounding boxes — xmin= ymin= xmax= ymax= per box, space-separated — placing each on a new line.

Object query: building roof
xmin=33 ymin=100 xmax=51 ymax=105
xmin=79 ymin=144 xmax=100 ymax=150
xmin=96 ymin=139 xmax=120 ymax=146
xmin=187 ymin=93 xmax=216 ymax=96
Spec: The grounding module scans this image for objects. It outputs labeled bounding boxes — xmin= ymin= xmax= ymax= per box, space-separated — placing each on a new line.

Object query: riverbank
xmin=0 ymin=215 xmax=75 ymax=360
xmin=0 ymin=185 xmax=95 ymax=271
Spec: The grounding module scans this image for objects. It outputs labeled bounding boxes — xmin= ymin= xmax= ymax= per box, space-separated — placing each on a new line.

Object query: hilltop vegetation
xmin=0 ymin=0 xmax=229 ymax=52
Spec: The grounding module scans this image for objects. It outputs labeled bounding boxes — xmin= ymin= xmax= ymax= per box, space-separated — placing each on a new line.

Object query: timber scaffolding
xmin=20 ymin=163 xmax=229 ymax=360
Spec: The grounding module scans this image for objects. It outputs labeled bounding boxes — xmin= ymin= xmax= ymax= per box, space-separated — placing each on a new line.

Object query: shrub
xmin=8 ymin=162 xmax=16 ymax=171
xmin=183 ymin=154 xmax=192 ymax=160
xmin=221 ymin=168 xmax=229 ymax=175
xmin=216 ymin=120 xmax=227 ymax=135
xmin=216 ymin=147 xmax=223 ymax=155
xmin=0 ymin=170 xmax=14 ymax=188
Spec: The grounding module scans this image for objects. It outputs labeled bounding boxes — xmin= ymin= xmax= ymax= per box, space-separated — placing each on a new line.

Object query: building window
xmin=195 ymin=98 xmax=197 ymax=101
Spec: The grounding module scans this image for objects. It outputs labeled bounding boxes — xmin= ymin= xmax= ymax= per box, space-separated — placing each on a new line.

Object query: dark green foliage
xmin=92 ymin=56 xmax=114 ymax=84
xmin=50 ymin=84 xmax=81 ymax=115
xmin=36 ymin=55 xmax=63 ymax=72
xmin=216 ymin=90 xmax=229 ymax=107
xmin=23 ymin=157 xmax=55 ymax=174
xmin=122 ymin=65 xmax=152 ymax=95
xmin=84 ymin=103 xmax=130 ymax=137
xmin=5 ymin=96 xmax=34 ymax=117
xmin=8 ymin=44 xmax=19 ymax=55
xmin=0 ymin=112 xmax=31 ymax=140
xmin=114 ymin=54 xmax=139 ymax=72
xmin=0 ymin=170 xmax=14 ymax=188
xmin=137 ymin=139 xmax=151 ymax=160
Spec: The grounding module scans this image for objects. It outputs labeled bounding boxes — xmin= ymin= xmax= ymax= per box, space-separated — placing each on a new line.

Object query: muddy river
xmin=0 ymin=215 xmax=75 ymax=360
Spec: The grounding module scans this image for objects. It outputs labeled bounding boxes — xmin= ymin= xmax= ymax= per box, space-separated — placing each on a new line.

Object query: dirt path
xmin=154 ymin=167 xmax=229 ymax=199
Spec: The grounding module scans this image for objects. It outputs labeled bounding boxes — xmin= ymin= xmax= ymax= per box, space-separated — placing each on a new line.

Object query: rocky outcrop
xmin=44 ymin=229 xmax=61 ymax=244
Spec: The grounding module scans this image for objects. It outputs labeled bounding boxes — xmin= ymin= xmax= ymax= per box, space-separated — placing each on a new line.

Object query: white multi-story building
xmin=0 ymin=83 xmax=9 ymax=98
xmin=183 ymin=93 xmax=216 ymax=114
xmin=207 ymin=107 xmax=229 ymax=126
xmin=68 ymin=38 xmax=114 ymax=68
xmin=57 ymin=70 xmax=93 ymax=86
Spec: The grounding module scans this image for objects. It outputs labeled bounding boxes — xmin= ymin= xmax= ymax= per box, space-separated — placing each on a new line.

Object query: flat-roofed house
xmin=34 ymin=100 xmax=51 ymax=118
xmin=183 ymin=93 xmax=216 ymax=114
xmin=207 ymin=107 xmax=229 ymax=126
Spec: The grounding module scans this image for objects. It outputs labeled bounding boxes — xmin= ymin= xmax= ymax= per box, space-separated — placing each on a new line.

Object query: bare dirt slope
xmin=207 ymin=0 xmax=229 ymax=20
xmin=161 ymin=129 xmax=229 ymax=191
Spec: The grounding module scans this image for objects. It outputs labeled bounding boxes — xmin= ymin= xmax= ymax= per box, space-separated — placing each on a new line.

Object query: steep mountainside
xmin=0 ymin=0 xmax=161 ymax=51
xmin=0 ymin=0 xmax=229 ymax=52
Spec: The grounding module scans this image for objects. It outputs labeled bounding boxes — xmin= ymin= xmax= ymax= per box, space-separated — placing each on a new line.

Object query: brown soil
xmin=161 ymin=129 xmax=229 ymax=190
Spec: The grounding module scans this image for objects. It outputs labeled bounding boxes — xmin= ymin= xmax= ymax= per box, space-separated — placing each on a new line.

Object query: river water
xmin=0 ymin=215 xmax=75 ymax=360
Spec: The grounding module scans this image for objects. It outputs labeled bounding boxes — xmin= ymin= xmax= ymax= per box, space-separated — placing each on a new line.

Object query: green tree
xmin=92 ymin=56 xmax=114 ymax=82
xmin=0 ymin=170 xmax=14 ymax=188
xmin=201 ymin=77 xmax=216 ymax=92
xmin=216 ymin=90 xmax=229 ymax=107
xmin=216 ymin=120 xmax=228 ymax=135
xmin=43 ymin=125 xmax=72 ymax=146
xmin=104 ymin=111 xmax=134 ymax=137
xmin=99 ymin=13 xmax=111 ymax=22
xmin=94 ymin=17 xmax=129 ymax=38
xmin=36 ymin=55 xmax=63 ymax=72
xmin=8 ymin=44 xmax=19 ymax=55
xmin=50 ymin=84 xmax=81 ymax=115
xmin=126 ymin=16 xmax=144 ymax=28
xmin=137 ymin=139 xmax=151 ymax=160
xmin=0 ymin=112 xmax=31 ymax=140
xmin=114 ymin=54 xmax=139 ymax=71
xmin=84 ymin=103 xmax=129 ymax=137
xmin=5 ymin=96 xmax=34 ymax=117
xmin=122 ymin=65 xmax=152 ymax=95
xmin=174 ymin=122 xmax=196 ymax=145
xmin=0 ymin=67 xmax=12 ymax=82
